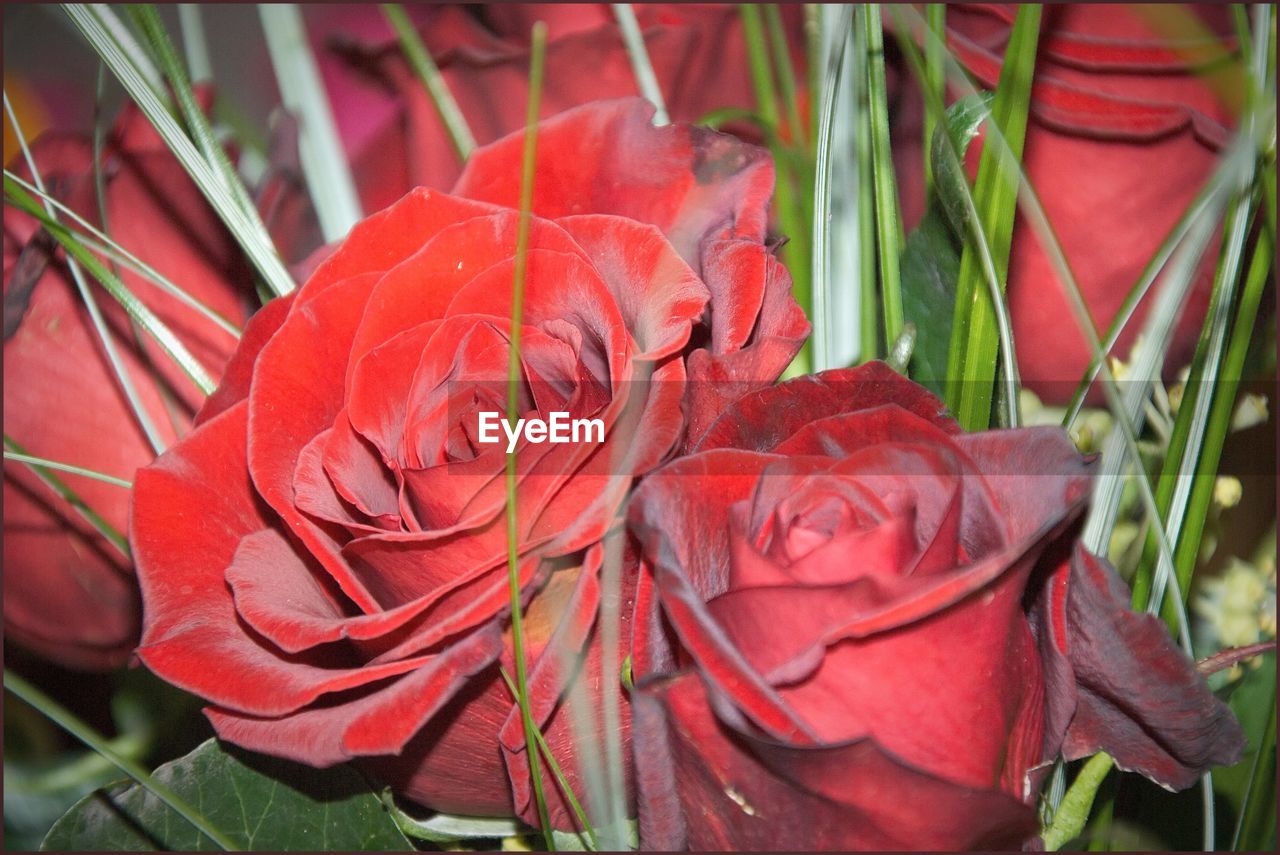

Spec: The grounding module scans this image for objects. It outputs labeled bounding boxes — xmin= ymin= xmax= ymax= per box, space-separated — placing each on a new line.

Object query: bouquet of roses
xmin=4 ymin=4 xmax=1274 ymax=852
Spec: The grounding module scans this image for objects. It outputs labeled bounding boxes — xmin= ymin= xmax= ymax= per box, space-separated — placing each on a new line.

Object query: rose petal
xmin=1052 ymin=547 xmax=1245 ymax=790
xmin=249 ymin=272 xmax=385 ymax=612
xmin=454 ymin=98 xmax=774 ymax=265
xmin=556 ymin=214 xmax=708 ymax=359
xmin=133 ymin=402 xmax=435 ymax=716
xmin=695 ymin=362 xmax=958 ymax=454
xmin=206 ymin=622 xmax=503 ymax=764
xmin=633 ymin=672 xmax=1038 ymax=850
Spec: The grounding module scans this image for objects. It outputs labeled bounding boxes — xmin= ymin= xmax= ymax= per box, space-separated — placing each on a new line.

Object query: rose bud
xmin=894 ymin=5 xmax=1238 ymax=403
xmin=3 ymin=95 xmax=253 ymax=670
xmin=628 ymin=361 xmax=1244 ymax=850
xmin=130 ymin=99 xmax=804 ymax=830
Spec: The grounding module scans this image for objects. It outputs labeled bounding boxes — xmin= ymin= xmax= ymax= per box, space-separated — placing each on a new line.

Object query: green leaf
xmin=41 ymin=739 xmax=412 ymax=851
xmin=1212 ymin=651 xmax=1278 ymax=850
xmin=899 ymin=207 xmax=959 ymax=393
xmin=901 ymin=95 xmax=992 ymax=394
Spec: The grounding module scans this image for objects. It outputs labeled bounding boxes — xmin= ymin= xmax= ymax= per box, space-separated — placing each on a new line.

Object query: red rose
xmin=316 ymin=4 xmax=804 ymax=215
xmin=131 ymin=99 xmax=804 ymax=828
xmin=3 ymin=96 xmax=252 ymax=670
xmin=627 ymin=362 xmax=1244 ymax=850
xmin=895 ymin=5 xmax=1237 ymax=402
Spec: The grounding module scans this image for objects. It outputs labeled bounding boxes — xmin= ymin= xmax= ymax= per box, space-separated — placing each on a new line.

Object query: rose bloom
xmin=628 ymin=362 xmax=1244 ymax=850
xmin=3 ymin=96 xmax=251 ymax=670
xmin=894 ymin=4 xmax=1238 ymax=402
xmin=131 ymin=99 xmax=805 ymax=828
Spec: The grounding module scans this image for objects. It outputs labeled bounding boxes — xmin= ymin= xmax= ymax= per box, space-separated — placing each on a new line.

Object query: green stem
xmin=765 ymin=4 xmax=805 ymax=145
xmin=922 ymin=4 xmax=946 ymax=193
xmin=885 ymin=9 xmax=1019 ymax=426
xmin=505 ymin=21 xmax=554 ymax=848
xmin=499 ymin=669 xmax=598 ymax=850
xmin=1042 ymin=753 xmax=1114 ymax=851
xmin=1233 ymin=691 xmax=1277 ymax=850
xmin=943 ymin=4 xmax=1040 ymax=430
xmin=3 ymin=451 xmax=132 ymax=488
xmin=1160 ymin=229 xmax=1272 ymax=628
xmin=3 ymin=670 xmax=240 ymax=851
xmin=4 ymin=435 xmax=129 ymax=557
xmin=382 ymin=4 xmax=477 ymax=161
xmin=742 ymin=3 xmax=811 ymax=375
xmin=855 ymin=8 xmax=877 ymax=363
xmin=864 ymin=5 xmax=903 ymax=349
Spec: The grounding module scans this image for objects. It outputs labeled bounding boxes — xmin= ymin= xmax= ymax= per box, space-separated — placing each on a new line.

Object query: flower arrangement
xmin=3 ymin=4 xmax=1275 ymax=852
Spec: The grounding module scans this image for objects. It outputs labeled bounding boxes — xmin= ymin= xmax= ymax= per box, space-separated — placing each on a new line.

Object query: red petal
xmin=556 ymin=214 xmax=708 ymax=360
xmin=197 ymin=294 xmax=294 ymax=425
xmin=694 ymin=363 xmax=957 ymax=454
xmin=1053 ymin=547 xmax=1245 ymax=789
xmin=206 ymin=623 xmax=502 ymax=764
xmin=248 ymin=273 xmax=384 ymax=612
xmin=454 ymin=98 xmax=774 ymax=264
xmin=633 ymin=673 xmax=1037 ymax=850
xmin=133 ymin=402 xmax=432 ymax=716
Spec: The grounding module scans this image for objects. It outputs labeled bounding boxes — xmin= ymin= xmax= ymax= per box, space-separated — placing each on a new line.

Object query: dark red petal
xmin=948 ymin=24 xmax=1230 ymax=145
xmin=1055 ymin=547 xmax=1245 ymax=789
xmin=694 ymin=362 xmax=957 ymax=454
xmin=248 ymin=272 xmax=384 ymax=612
xmin=133 ymin=402 xmax=432 ymax=716
xmin=347 ymin=320 xmax=442 ymax=466
xmin=445 ymin=249 xmax=629 ymax=391
xmin=556 ymin=214 xmax=708 ymax=359
xmin=226 ymin=529 xmax=440 ymax=653
xmin=197 ymin=294 xmax=294 ymax=426
xmin=322 ymin=411 xmax=402 ymax=524
xmin=627 ymin=450 xmax=818 ymax=742
xmin=294 ymin=188 xmax=501 ymax=306
xmin=206 ymin=623 xmax=502 ymax=764
xmin=953 ymin=426 xmax=1094 ymax=544
xmin=634 ymin=673 xmax=1037 ymax=850
xmin=454 ymin=98 xmax=774 ymax=265
xmin=683 ymin=240 xmax=808 ymax=445
xmin=344 ymin=210 xmax=590 ymax=387
xmin=500 ymin=550 xmax=602 ymax=826
xmin=293 ymin=429 xmax=391 ymax=534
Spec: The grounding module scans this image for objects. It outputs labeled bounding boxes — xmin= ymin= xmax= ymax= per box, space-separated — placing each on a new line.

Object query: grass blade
xmin=3 ymin=435 xmax=129 ymax=557
xmin=764 ymin=4 xmax=804 ymax=145
xmin=6 ymin=178 xmax=217 ymax=396
xmin=4 ymin=91 xmax=169 ymax=454
xmin=3 ymin=451 xmax=132 ymax=488
xmin=259 ymin=4 xmax=363 ymax=242
xmin=864 ymin=5 xmax=904 ymax=350
xmin=1232 ymin=694 xmax=1277 ymax=850
xmin=5 ymin=170 xmax=242 ymax=338
xmin=381 ymin=4 xmax=476 ymax=161
xmin=810 ymin=4 xmax=853 ymax=372
xmin=886 ymin=11 xmax=1019 ymax=426
xmin=505 ymin=20 xmax=553 ymax=847
xmin=942 ymin=4 xmax=1040 ymax=431
xmin=741 ymin=3 xmax=811 ymax=375
xmin=613 ymin=4 xmax=669 ymax=126
xmin=854 ymin=7 xmax=877 ymax=363
xmin=922 ymin=4 xmax=946 ymax=192
xmin=177 ymin=4 xmax=212 ymax=82
xmin=64 ymin=3 xmax=296 ymax=298
xmin=4 ymin=670 xmax=239 ymax=851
